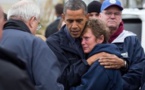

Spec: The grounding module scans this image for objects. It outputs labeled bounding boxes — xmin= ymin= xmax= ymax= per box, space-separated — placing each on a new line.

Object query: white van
xmin=122 ymin=8 xmax=145 ymax=51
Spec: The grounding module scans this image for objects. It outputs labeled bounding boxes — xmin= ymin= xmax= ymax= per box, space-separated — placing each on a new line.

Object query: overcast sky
xmin=0 ymin=0 xmax=94 ymax=5
xmin=0 ymin=0 xmax=18 ymax=3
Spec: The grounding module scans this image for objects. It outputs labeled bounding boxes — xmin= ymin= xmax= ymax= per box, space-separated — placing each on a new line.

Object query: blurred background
xmin=0 ymin=0 xmax=145 ymax=50
xmin=0 ymin=0 xmax=144 ymax=34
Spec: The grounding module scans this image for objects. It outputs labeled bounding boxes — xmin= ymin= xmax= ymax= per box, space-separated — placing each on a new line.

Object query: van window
xmin=123 ymin=18 xmax=142 ymax=42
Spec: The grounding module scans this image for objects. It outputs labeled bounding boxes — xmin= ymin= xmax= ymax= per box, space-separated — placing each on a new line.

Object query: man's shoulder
xmin=2 ymin=29 xmax=43 ymax=49
xmin=121 ymin=30 xmax=139 ymax=43
xmin=112 ymin=30 xmax=137 ymax=43
xmin=46 ymin=29 xmax=68 ymax=53
xmin=45 ymin=19 xmax=61 ymax=38
xmin=47 ymin=28 xmax=66 ymax=42
xmin=3 ymin=29 xmax=35 ymax=40
xmin=49 ymin=19 xmax=60 ymax=26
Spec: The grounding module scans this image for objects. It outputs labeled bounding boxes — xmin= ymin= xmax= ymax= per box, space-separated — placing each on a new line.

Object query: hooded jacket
xmin=71 ymin=44 xmax=123 ymax=90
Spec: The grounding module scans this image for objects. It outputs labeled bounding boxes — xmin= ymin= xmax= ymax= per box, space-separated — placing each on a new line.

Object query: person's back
xmin=45 ymin=3 xmax=63 ymax=38
xmin=0 ymin=5 xmax=35 ymax=90
xmin=0 ymin=1 xmax=63 ymax=90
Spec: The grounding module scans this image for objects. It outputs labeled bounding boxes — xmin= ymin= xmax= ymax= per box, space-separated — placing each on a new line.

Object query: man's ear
xmin=99 ymin=13 xmax=102 ymax=19
xmin=85 ymin=14 xmax=89 ymax=21
xmin=62 ymin=14 xmax=65 ymax=22
xmin=25 ymin=16 xmax=35 ymax=34
xmin=28 ymin=16 xmax=35 ymax=28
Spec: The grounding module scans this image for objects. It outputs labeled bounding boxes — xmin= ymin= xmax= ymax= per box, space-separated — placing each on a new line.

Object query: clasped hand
xmin=87 ymin=52 xmax=125 ymax=69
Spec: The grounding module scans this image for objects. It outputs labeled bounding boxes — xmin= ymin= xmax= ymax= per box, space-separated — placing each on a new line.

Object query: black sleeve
xmin=0 ymin=59 xmax=35 ymax=90
xmin=45 ymin=21 xmax=59 ymax=38
xmin=46 ymin=38 xmax=90 ymax=89
xmin=61 ymin=60 xmax=90 ymax=87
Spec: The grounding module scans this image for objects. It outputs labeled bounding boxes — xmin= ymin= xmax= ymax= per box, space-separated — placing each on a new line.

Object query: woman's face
xmin=81 ymin=28 xmax=97 ymax=53
xmin=81 ymin=28 xmax=103 ymax=53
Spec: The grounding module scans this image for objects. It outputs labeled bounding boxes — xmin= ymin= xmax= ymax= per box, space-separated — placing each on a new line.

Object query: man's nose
xmin=91 ymin=15 xmax=97 ymax=19
xmin=110 ymin=13 xmax=115 ymax=18
xmin=72 ymin=21 xmax=78 ymax=28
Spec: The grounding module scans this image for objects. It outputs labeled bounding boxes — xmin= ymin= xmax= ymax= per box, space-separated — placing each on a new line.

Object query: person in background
xmin=0 ymin=0 xmax=63 ymax=90
xmin=0 ymin=5 xmax=35 ymax=90
xmin=57 ymin=18 xmax=65 ymax=30
xmin=87 ymin=0 xmax=101 ymax=19
xmin=99 ymin=0 xmax=145 ymax=89
xmin=45 ymin=3 xmax=63 ymax=38
xmin=71 ymin=19 xmax=123 ymax=90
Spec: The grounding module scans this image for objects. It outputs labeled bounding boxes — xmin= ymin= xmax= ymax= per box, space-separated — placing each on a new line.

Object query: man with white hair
xmin=0 ymin=5 xmax=35 ymax=90
xmin=0 ymin=1 xmax=63 ymax=90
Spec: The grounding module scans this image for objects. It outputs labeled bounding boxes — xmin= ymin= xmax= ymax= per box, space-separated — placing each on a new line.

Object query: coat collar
xmin=58 ymin=26 xmax=85 ymax=58
xmin=4 ymin=19 xmax=31 ymax=34
xmin=109 ymin=21 xmax=124 ymax=43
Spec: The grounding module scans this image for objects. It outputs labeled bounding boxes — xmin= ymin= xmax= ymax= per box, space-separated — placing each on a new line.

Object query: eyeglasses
xmin=34 ymin=17 xmax=42 ymax=31
xmin=36 ymin=23 xmax=42 ymax=31
xmin=103 ymin=11 xmax=121 ymax=17
xmin=37 ymin=23 xmax=42 ymax=31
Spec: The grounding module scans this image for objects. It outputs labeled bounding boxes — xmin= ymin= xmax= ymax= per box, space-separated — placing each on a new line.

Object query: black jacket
xmin=45 ymin=18 xmax=61 ymax=38
xmin=0 ymin=47 xmax=35 ymax=90
xmin=46 ymin=26 xmax=89 ymax=90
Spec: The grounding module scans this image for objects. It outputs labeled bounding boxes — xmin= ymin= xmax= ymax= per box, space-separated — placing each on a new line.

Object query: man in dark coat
xmin=0 ymin=5 xmax=35 ymax=90
xmin=46 ymin=0 xmax=124 ymax=90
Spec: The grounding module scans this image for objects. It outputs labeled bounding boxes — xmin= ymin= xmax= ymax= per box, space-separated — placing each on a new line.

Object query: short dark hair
xmin=55 ymin=3 xmax=63 ymax=16
xmin=63 ymin=0 xmax=87 ymax=14
xmin=82 ymin=19 xmax=109 ymax=43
